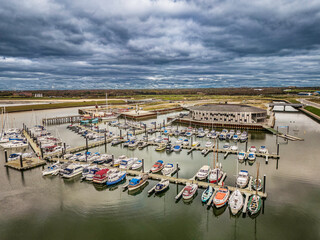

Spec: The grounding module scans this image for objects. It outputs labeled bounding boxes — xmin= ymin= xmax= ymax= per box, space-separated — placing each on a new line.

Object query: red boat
xmin=93 ymin=168 xmax=109 ymax=184
xmin=182 ymin=184 xmax=198 ymax=200
xmin=150 ymin=160 xmax=164 ymax=173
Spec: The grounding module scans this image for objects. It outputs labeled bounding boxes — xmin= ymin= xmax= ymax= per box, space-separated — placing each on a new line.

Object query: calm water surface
xmin=0 ymin=108 xmax=319 ymax=240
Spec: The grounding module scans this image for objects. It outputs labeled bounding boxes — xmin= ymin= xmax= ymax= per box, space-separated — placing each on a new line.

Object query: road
xmin=298 ymin=98 xmax=320 ymax=109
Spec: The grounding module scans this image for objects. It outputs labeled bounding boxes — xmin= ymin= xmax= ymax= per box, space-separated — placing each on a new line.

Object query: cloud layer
xmin=0 ymin=0 xmax=320 ymax=90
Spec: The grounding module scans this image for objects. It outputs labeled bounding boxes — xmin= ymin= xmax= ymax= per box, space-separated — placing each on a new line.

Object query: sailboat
xmin=248 ymin=163 xmax=262 ymax=215
xmin=229 ymin=156 xmax=244 ymax=215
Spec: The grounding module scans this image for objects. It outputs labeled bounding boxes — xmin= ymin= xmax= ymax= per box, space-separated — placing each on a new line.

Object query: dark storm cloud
xmin=0 ymin=0 xmax=319 ymax=90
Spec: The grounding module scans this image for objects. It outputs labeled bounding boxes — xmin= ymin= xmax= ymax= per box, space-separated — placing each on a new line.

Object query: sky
xmin=0 ymin=0 xmax=320 ymax=90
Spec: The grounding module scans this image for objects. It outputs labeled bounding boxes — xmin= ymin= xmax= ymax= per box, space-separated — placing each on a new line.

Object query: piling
xmin=19 ymin=155 xmax=23 ymax=168
xmin=127 ymin=131 xmax=129 ymax=139
xmin=63 ymin=142 xmax=66 ymax=155
xmin=112 ymin=155 xmax=114 ymax=167
xmin=86 ymin=137 xmax=88 ymax=152
xmin=277 ymin=143 xmax=280 ymax=156
xmin=4 ymin=150 xmax=8 ymax=163
xmin=263 ymin=175 xmax=266 ymax=193
xmin=176 ymin=163 xmax=179 ymax=178
xmin=245 ymin=141 xmax=248 ymax=152
xmin=41 ymin=148 xmax=44 ymax=159
xmin=142 ymin=158 xmax=144 ymax=173
xmin=120 ymin=130 xmax=122 ymax=139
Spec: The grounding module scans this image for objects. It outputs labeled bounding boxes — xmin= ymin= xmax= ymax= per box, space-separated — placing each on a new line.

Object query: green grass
xmin=304 ymin=106 xmax=320 ymax=117
xmin=1 ymin=100 xmax=125 ymax=113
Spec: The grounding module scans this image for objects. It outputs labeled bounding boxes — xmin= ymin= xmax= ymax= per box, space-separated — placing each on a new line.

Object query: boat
xmin=119 ymin=158 xmax=136 ymax=169
xmin=182 ymin=183 xmax=198 ymax=200
xmin=154 ymin=179 xmax=170 ymax=193
xmin=233 ymin=135 xmax=239 ymax=141
xmin=249 ymin=146 xmax=257 ymax=152
xmin=42 ymin=163 xmax=61 ymax=176
xmin=173 ymin=145 xmax=182 ymax=152
xmin=236 ymin=170 xmax=250 ymax=188
xmin=182 ymin=139 xmax=189 ymax=146
xmin=208 ymin=166 xmax=224 ymax=183
xmin=155 ymin=143 xmax=166 ymax=151
xmin=186 ymin=132 xmax=192 ymax=137
xmin=238 ymin=151 xmax=246 ymax=162
xmin=239 ymin=132 xmax=248 ymax=142
xmin=228 ymin=189 xmax=244 ymax=215
xmin=213 ymin=187 xmax=230 ymax=208
xmin=128 ymin=174 xmax=149 ymax=191
xmin=154 ymin=136 xmax=163 ymax=143
xmin=252 ymin=178 xmax=262 ymax=191
xmin=248 ymin=194 xmax=262 ymax=215
xmin=106 ymin=170 xmax=126 ymax=186
xmin=211 ymin=133 xmax=218 ymax=139
xmin=247 ymin=152 xmax=256 ymax=162
xmin=205 ymin=141 xmax=213 ymax=148
xmin=0 ymin=140 xmax=28 ymax=149
xmin=93 ymin=168 xmax=110 ymax=184
xmin=223 ymin=143 xmax=230 ymax=150
xmin=61 ymin=164 xmax=84 ymax=178
xmin=150 ymin=160 xmax=164 ymax=173
xmin=8 ymin=153 xmax=22 ymax=161
xmin=165 ymin=144 xmax=173 ymax=153
xmin=175 ymin=138 xmax=183 ymax=145
xmin=191 ymin=141 xmax=200 ymax=147
xmin=161 ymin=163 xmax=176 ymax=176
xmin=128 ymin=141 xmax=139 ymax=149
xmin=259 ymin=146 xmax=268 ymax=154
xmin=113 ymin=155 xmax=126 ymax=167
xmin=230 ymin=145 xmax=238 ymax=151
xmin=196 ymin=165 xmax=211 ymax=180
xmin=131 ymin=159 xmax=143 ymax=170
xmin=82 ymin=165 xmax=100 ymax=181
xmin=197 ymin=131 xmax=205 ymax=138
xmin=201 ymin=186 xmax=214 ymax=203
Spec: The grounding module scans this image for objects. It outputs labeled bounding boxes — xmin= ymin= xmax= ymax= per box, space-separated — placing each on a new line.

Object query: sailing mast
xmin=256 ymin=162 xmax=260 ymax=195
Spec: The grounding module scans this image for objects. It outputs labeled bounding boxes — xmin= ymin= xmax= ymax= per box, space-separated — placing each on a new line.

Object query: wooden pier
xmin=42 ymin=115 xmax=82 ymax=125
xmin=5 ymin=157 xmax=46 ymax=171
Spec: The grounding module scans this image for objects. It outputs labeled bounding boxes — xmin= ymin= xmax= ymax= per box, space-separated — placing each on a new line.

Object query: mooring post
xmin=263 ymin=174 xmax=266 ymax=193
xmin=176 ymin=163 xmax=179 ymax=178
xmin=104 ymin=132 xmax=107 ymax=145
xmin=127 ymin=131 xmax=129 ymax=140
xmin=112 ymin=155 xmax=114 ymax=167
xmin=120 ymin=129 xmax=122 ymax=139
xmin=276 ymin=126 xmax=279 ymax=145
xmin=245 ymin=141 xmax=248 ymax=152
xmin=86 ymin=137 xmax=88 ymax=152
xmin=19 ymin=154 xmax=23 ymax=168
xmin=277 ymin=143 xmax=280 ymax=156
xmin=144 ymin=124 xmax=146 ymax=136
xmin=134 ymin=128 xmax=136 ymax=136
xmin=41 ymin=148 xmax=44 ymax=159
xmin=191 ymin=137 xmax=193 ymax=147
xmin=4 ymin=150 xmax=8 ymax=163
xmin=142 ymin=158 xmax=144 ymax=173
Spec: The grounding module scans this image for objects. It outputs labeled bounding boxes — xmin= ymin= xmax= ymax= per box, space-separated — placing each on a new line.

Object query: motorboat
xmin=197 ymin=131 xmax=205 ymax=138
xmin=154 ymin=136 xmax=163 ymax=143
xmin=191 ymin=142 xmax=200 ymax=147
xmin=239 ymin=133 xmax=248 ymax=142
xmin=211 ymin=133 xmax=218 ymax=139
xmin=131 ymin=159 xmax=143 ymax=170
xmin=175 ymin=138 xmax=183 ymax=145
xmin=259 ymin=146 xmax=268 ymax=154
xmin=182 ymin=139 xmax=189 ymax=146
xmin=120 ymin=158 xmax=136 ymax=169
xmin=248 ymin=194 xmax=262 ymax=215
xmin=128 ymin=174 xmax=149 ymax=191
xmin=150 ymin=160 xmax=164 ymax=173
xmin=233 ymin=135 xmax=239 ymax=141
xmin=230 ymin=145 xmax=238 ymax=151
xmin=92 ymin=168 xmax=110 ymax=184
xmin=0 ymin=140 xmax=28 ymax=149
xmin=61 ymin=164 xmax=84 ymax=178
xmin=201 ymin=186 xmax=214 ymax=203
xmin=247 ymin=152 xmax=256 ymax=162
xmin=106 ymin=169 xmax=126 ymax=186
xmin=154 ymin=179 xmax=170 ymax=193
xmin=155 ymin=143 xmax=166 ymax=151
xmin=252 ymin=178 xmax=262 ymax=191
xmin=182 ymin=183 xmax=198 ymax=200
xmin=213 ymin=187 xmax=230 ymax=208
xmin=229 ymin=189 xmax=244 ymax=215
xmin=8 ymin=152 xmax=32 ymax=161
xmin=161 ymin=163 xmax=176 ymax=176
xmin=196 ymin=165 xmax=211 ymax=180
xmin=173 ymin=145 xmax=182 ymax=152
xmin=206 ymin=133 xmax=212 ymax=138
xmin=236 ymin=170 xmax=250 ymax=188
xmin=238 ymin=151 xmax=246 ymax=162
xmin=128 ymin=141 xmax=139 ymax=149
xmin=249 ymin=146 xmax=257 ymax=152
xmin=114 ymin=155 xmax=126 ymax=167
xmin=223 ymin=143 xmax=230 ymax=150
xmin=185 ymin=132 xmax=192 ymax=137
xmin=226 ymin=132 xmax=234 ymax=140
xmin=205 ymin=142 xmax=213 ymax=148
xmin=82 ymin=165 xmax=100 ymax=181
xmin=42 ymin=163 xmax=61 ymax=176
xmin=208 ymin=167 xmax=224 ymax=183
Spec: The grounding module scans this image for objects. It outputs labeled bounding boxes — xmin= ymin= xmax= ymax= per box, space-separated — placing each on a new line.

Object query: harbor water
xmin=0 ymin=107 xmax=319 ymax=240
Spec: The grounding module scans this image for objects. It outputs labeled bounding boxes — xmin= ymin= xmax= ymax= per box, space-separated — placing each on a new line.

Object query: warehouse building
xmin=189 ymin=104 xmax=267 ymax=124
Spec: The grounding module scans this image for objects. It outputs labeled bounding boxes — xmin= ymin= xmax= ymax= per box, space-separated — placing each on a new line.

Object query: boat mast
xmin=256 ymin=162 xmax=260 ymax=195
xmin=106 ymin=92 xmax=108 ymax=114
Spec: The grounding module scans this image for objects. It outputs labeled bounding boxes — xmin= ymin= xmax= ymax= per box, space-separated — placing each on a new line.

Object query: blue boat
xmin=173 ymin=145 xmax=181 ymax=152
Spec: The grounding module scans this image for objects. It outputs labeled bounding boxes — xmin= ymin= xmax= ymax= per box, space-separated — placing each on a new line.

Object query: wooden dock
xmin=42 ymin=115 xmax=82 ymax=125
xmin=23 ymin=130 xmax=41 ymax=156
xmin=5 ymin=157 xmax=46 ymax=171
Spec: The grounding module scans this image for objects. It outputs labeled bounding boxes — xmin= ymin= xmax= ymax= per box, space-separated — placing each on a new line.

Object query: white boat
xmin=182 ymin=183 xmax=198 ymax=200
xmin=223 ymin=143 xmax=230 ymax=150
xmin=247 ymin=152 xmax=256 ymax=162
xmin=161 ymin=163 xmax=176 ymax=176
xmin=173 ymin=145 xmax=182 ymax=152
xmin=236 ymin=170 xmax=250 ymax=188
xmin=119 ymin=158 xmax=136 ymax=169
xmin=114 ymin=155 xmax=126 ymax=167
xmin=201 ymin=186 xmax=214 ymax=203
xmin=248 ymin=146 xmax=257 ymax=152
xmin=182 ymin=139 xmax=189 ymax=146
xmin=107 ymin=170 xmax=126 ymax=185
xmin=229 ymin=189 xmax=244 ymax=215
xmin=259 ymin=146 xmax=268 ymax=154
xmin=42 ymin=163 xmax=61 ymax=176
xmin=238 ymin=151 xmax=246 ymax=162
xmin=230 ymin=145 xmax=238 ymax=151
xmin=208 ymin=166 xmax=224 ymax=183
xmin=175 ymin=138 xmax=183 ymax=145
xmin=154 ymin=136 xmax=163 ymax=143
xmin=131 ymin=159 xmax=143 ymax=170
xmin=0 ymin=140 xmax=28 ymax=149
xmin=154 ymin=179 xmax=170 ymax=193
xmin=197 ymin=131 xmax=205 ymax=138
xmin=61 ymin=164 xmax=84 ymax=178
xmin=196 ymin=165 xmax=211 ymax=180
xmin=82 ymin=165 xmax=99 ymax=181
xmin=205 ymin=141 xmax=213 ymax=148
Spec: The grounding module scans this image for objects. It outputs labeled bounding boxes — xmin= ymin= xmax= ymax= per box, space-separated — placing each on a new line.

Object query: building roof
xmin=189 ymin=104 xmax=266 ymax=113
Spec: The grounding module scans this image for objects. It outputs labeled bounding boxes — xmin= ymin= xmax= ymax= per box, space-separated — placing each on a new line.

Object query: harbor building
xmin=188 ymin=104 xmax=267 ymax=124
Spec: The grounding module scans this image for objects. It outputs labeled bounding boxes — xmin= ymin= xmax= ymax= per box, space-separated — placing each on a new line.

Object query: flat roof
xmin=189 ymin=104 xmax=266 ymax=113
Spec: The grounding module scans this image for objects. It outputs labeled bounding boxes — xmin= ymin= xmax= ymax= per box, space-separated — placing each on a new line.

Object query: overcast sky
xmin=0 ymin=0 xmax=320 ymax=90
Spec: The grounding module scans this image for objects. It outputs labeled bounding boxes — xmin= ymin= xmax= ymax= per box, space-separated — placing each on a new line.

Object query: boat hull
xmin=106 ymin=173 xmax=126 ymax=186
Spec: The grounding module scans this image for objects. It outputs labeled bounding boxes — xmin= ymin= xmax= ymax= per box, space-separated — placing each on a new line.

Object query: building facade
xmin=189 ymin=104 xmax=267 ymax=124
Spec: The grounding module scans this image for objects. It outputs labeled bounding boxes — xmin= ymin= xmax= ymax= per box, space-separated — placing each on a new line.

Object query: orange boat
xmin=213 ymin=187 xmax=230 ymax=208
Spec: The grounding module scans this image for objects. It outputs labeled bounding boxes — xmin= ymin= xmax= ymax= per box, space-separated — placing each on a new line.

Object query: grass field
xmin=1 ymin=100 xmax=125 ymax=113
xmin=304 ymin=106 xmax=320 ymax=117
